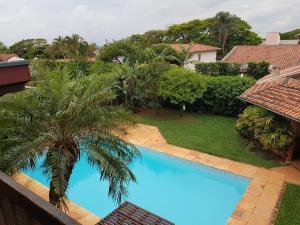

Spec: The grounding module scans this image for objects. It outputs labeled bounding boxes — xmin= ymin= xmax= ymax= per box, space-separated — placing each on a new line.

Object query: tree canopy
xmin=0 ymin=67 xmax=139 ymax=209
xmin=280 ymin=28 xmax=300 ymax=39
xmin=9 ymin=38 xmax=49 ymax=59
xmin=158 ymin=67 xmax=206 ymax=115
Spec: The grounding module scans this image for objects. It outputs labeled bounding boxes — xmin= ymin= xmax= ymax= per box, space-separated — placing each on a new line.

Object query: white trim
xmin=222 ymin=46 xmax=237 ymax=62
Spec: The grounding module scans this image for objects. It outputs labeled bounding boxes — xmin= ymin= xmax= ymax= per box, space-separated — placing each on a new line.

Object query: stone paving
xmin=14 ymin=123 xmax=289 ymax=225
xmin=272 ymin=165 xmax=300 ymax=186
xmin=13 ymin=173 xmax=100 ymax=225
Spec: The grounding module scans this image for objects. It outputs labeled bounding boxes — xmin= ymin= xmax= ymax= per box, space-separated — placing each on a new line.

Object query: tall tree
xmin=0 ymin=67 xmax=139 ymax=209
xmin=9 ymin=38 xmax=49 ymax=59
xmin=213 ymin=12 xmax=238 ymax=55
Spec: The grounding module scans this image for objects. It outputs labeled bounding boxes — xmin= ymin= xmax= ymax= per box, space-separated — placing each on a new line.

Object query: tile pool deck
xmin=14 ymin=124 xmax=286 ymax=225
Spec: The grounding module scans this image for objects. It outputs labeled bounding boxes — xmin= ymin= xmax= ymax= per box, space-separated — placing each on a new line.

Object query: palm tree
xmin=0 ymin=66 xmax=139 ymax=210
xmin=52 ymin=36 xmax=67 ymax=59
xmin=213 ymin=12 xmax=238 ymax=55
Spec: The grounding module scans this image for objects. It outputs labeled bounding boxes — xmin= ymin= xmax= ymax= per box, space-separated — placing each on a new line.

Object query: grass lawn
xmin=134 ymin=109 xmax=279 ymax=168
xmin=275 ymin=184 xmax=300 ymax=225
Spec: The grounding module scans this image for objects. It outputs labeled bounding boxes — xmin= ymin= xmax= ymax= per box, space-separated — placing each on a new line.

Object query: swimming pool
xmin=25 ymin=146 xmax=249 ymax=225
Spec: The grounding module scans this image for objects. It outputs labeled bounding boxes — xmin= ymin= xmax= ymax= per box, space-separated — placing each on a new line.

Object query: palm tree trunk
xmin=48 ymin=141 xmax=79 ymax=208
xmin=49 ymin=159 xmax=76 ymax=207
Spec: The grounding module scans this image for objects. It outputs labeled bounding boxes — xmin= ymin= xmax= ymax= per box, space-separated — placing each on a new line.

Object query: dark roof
xmin=97 ymin=201 xmax=174 ymax=225
xmin=169 ymin=43 xmax=221 ymax=53
xmin=240 ymin=65 xmax=300 ymax=122
xmin=223 ymin=45 xmax=300 ymax=69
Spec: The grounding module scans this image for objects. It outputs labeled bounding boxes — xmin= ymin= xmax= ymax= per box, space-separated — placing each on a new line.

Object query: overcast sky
xmin=0 ymin=0 xmax=299 ymax=46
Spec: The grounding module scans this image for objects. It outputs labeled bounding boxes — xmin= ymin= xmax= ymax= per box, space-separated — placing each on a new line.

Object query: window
xmin=198 ymin=53 xmax=201 ymax=61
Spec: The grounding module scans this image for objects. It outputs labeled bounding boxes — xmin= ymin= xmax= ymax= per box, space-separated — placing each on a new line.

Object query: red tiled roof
xmin=258 ymin=65 xmax=300 ymax=83
xmin=240 ymin=68 xmax=300 ymax=122
xmin=223 ymin=45 xmax=300 ymax=69
xmin=97 ymin=201 xmax=174 ymax=225
xmin=0 ymin=54 xmax=17 ymax=61
xmin=169 ymin=43 xmax=221 ymax=53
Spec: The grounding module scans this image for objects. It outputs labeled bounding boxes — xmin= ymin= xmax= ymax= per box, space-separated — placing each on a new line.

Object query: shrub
xmin=159 ymin=67 xmax=206 ymax=116
xmin=246 ymin=61 xmax=270 ymax=79
xmin=236 ymin=106 xmax=294 ymax=157
xmin=191 ymin=76 xmax=256 ymax=116
xmin=195 ymin=62 xmax=241 ymax=76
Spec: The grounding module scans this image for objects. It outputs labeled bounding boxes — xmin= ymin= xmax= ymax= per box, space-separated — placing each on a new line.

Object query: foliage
xmin=99 ymin=40 xmax=144 ymax=65
xmin=134 ymin=110 xmax=279 ymax=168
xmin=9 ymin=38 xmax=50 ymax=59
xmin=128 ymin=11 xmax=262 ymax=55
xmin=137 ymin=61 xmax=171 ymax=109
xmin=236 ymin=106 xmax=294 ymax=156
xmin=158 ymin=67 xmax=206 ymax=111
xmin=165 ymin=19 xmax=216 ymax=45
xmin=0 ymin=42 xmax=9 ymax=53
xmin=195 ymin=62 xmax=241 ymax=76
xmin=32 ymin=59 xmax=94 ymax=78
xmin=212 ymin=12 xmax=239 ymax=55
xmin=47 ymin=34 xmax=96 ymax=61
xmin=128 ymin=30 xmax=166 ymax=47
xmin=90 ymin=59 xmax=121 ymax=74
xmin=280 ymin=28 xmax=300 ymax=40
xmin=246 ymin=61 xmax=270 ymax=79
xmin=275 ymin=184 xmax=300 ymax=225
xmin=0 ymin=66 xmax=139 ymax=209
xmin=191 ymin=76 xmax=255 ymax=116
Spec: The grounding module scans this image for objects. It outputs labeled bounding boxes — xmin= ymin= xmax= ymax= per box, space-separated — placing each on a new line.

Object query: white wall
xmin=185 ymin=51 xmax=217 ymax=70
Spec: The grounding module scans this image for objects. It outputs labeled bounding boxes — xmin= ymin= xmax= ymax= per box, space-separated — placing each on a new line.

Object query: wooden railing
xmin=0 ymin=171 xmax=80 ymax=225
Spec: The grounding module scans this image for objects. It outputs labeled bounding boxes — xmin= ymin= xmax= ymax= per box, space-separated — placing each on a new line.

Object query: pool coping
xmin=13 ymin=173 xmax=100 ymax=225
xmin=125 ymin=124 xmax=286 ymax=225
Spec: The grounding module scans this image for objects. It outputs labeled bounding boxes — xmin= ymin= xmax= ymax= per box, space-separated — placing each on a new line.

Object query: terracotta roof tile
xmin=97 ymin=201 xmax=174 ymax=225
xmin=0 ymin=54 xmax=17 ymax=61
xmin=169 ymin=43 xmax=221 ymax=53
xmin=241 ymin=78 xmax=300 ymax=122
xmin=223 ymin=45 xmax=300 ymax=69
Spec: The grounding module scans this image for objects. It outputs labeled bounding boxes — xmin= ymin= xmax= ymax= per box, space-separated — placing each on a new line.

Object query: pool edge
xmin=125 ymin=124 xmax=286 ymax=225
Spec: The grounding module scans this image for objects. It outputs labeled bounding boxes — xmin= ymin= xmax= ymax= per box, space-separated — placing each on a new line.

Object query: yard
xmin=275 ymin=184 xmax=300 ymax=225
xmin=134 ymin=109 xmax=280 ymax=168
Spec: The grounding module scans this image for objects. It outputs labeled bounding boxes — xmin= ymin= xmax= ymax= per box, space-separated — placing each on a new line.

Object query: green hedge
xmin=246 ymin=61 xmax=270 ymax=79
xmin=189 ymin=76 xmax=256 ymax=116
xmin=195 ymin=62 xmax=241 ymax=76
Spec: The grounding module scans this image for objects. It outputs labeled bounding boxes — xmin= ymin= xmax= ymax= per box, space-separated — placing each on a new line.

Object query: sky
xmin=0 ymin=0 xmax=299 ymax=46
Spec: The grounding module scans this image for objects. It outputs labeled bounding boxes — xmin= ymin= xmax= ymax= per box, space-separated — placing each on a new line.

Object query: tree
xmin=0 ymin=67 xmax=139 ymax=210
xmin=0 ymin=42 xmax=9 ymax=53
xmin=280 ymin=28 xmax=300 ymax=40
xmin=64 ymin=34 xmax=95 ymax=61
xmin=9 ymin=39 xmax=49 ymax=59
xmin=165 ymin=19 xmax=216 ymax=45
xmin=99 ymin=40 xmax=143 ymax=65
xmin=49 ymin=36 xmax=67 ymax=59
xmin=212 ymin=12 xmax=238 ymax=55
xmin=158 ymin=67 xmax=206 ymax=116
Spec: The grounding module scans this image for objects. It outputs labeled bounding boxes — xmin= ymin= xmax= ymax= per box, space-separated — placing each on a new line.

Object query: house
xmin=0 ymin=54 xmax=24 ymax=62
xmin=262 ymin=32 xmax=300 ymax=45
xmin=222 ymin=32 xmax=300 ymax=70
xmin=0 ymin=60 xmax=31 ymax=96
xmin=169 ymin=43 xmax=221 ymax=70
xmin=240 ymin=65 xmax=300 ymax=161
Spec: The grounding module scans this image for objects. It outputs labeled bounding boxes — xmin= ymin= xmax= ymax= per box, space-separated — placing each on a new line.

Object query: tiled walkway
xmin=14 ymin=123 xmax=289 ymax=225
xmin=272 ymin=165 xmax=300 ymax=186
xmin=124 ymin=124 xmax=286 ymax=225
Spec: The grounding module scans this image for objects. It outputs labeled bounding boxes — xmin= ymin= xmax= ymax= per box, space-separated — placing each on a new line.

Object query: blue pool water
xmin=25 ymin=146 xmax=249 ymax=225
